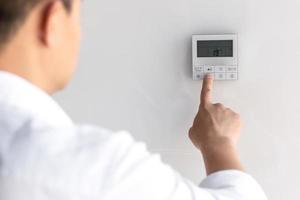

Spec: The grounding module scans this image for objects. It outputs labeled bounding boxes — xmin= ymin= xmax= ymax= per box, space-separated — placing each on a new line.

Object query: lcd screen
xmin=197 ymin=40 xmax=233 ymax=57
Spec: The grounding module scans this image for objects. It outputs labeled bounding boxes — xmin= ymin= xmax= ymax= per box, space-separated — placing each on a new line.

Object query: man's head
xmin=0 ymin=0 xmax=81 ymax=94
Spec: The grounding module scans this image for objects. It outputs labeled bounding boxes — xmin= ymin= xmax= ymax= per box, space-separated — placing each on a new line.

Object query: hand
xmin=189 ymin=74 xmax=243 ymax=174
xmin=189 ymin=74 xmax=241 ymax=151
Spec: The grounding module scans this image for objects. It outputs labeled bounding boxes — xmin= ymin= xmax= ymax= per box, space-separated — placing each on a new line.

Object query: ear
xmin=38 ymin=0 xmax=68 ymax=47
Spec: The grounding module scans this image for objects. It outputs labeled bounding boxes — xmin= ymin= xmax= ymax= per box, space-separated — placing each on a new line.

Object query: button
xmin=226 ymin=73 xmax=238 ymax=80
xmin=215 ymin=73 xmax=226 ymax=80
xmin=226 ymin=66 xmax=238 ymax=72
xmin=204 ymin=66 xmax=214 ymax=73
xmin=215 ymin=66 xmax=226 ymax=73
xmin=194 ymin=66 xmax=203 ymax=72
xmin=194 ymin=72 xmax=204 ymax=80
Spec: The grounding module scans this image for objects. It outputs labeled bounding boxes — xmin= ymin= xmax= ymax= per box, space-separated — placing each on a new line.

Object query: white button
xmin=226 ymin=73 xmax=238 ymax=80
xmin=194 ymin=66 xmax=203 ymax=71
xmin=215 ymin=66 xmax=226 ymax=72
xmin=194 ymin=72 xmax=204 ymax=80
xmin=226 ymin=66 xmax=238 ymax=72
xmin=215 ymin=73 xmax=226 ymax=80
xmin=204 ymin=66 xmax=214 ymax=73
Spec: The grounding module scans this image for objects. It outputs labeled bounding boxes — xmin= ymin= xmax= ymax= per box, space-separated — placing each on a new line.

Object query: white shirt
xmin=0 ymin=71 xmax=268 ymax=200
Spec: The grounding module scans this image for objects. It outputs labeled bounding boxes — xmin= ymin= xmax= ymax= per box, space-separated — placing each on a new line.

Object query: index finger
xmin=200 ymin=74 xmax=214 ymax=106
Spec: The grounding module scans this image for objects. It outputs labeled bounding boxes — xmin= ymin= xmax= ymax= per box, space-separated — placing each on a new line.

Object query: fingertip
xmin=203 ymin=73 xmax=214 ymax=88
xmin=204 ymin=73 xmax=214 ymax=80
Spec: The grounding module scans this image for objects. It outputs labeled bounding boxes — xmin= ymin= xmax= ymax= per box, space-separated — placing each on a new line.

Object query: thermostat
xmin=192 ymin=34 xmax=238 ymax=81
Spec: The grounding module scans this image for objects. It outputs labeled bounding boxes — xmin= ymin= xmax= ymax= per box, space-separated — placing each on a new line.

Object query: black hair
xmin=0 ymin=0 xmax=72 ymax=48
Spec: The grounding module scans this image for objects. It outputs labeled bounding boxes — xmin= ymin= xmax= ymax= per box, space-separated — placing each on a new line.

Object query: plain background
xmin=54 ymin=0 xmax=300 ymax=199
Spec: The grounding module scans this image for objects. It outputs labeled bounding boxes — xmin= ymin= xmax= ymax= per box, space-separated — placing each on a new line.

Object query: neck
xmin=0 ymin=42 xmax=54 ymax=95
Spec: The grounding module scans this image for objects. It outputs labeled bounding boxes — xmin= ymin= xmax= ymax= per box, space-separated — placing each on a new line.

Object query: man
xmin=0 ymin=0 xmax=267 ymax=199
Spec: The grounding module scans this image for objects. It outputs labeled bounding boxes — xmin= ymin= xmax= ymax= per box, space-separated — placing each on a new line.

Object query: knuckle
xmin=226 ymin=108 xmax=234 ymax=113
xmin=233 ymin=112 xmax=241 ymax=120
xmin=188 ymin=128 xmax=194 ymax=138
xmin=214 ymin=103 xmax=224 ymax=109
xmin=202 ymin=88 xmax=211 ymax=94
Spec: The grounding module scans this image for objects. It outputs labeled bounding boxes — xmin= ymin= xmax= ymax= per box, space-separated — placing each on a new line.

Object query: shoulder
xmin=1 ymin=125 xmax=139 ymax=189
xmin=2 ymin=124 xmax=137 ymax=170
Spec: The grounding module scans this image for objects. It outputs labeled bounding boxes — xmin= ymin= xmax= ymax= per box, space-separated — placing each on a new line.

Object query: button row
xmin=194 ymin=66 xmax=238 ymax=73
xmin=194 ymin=72 xmax=238 ymax=81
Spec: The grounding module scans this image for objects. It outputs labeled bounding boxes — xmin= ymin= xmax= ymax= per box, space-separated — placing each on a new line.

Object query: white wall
xmin=54 ymin=0 xmax=300 ymax=199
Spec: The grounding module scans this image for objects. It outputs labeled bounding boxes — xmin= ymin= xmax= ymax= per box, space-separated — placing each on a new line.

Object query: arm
xmin=78 ymin=75 xmax=266 ymax=199
xmin=94 ymin=130 xmax=268 ymax=200
xmin=32 ymin=75 xmax=267 ymax=199
xmin=189 ymin=74 xmax=243 ymax=175
xmin=33 ymin=125 xmax=267 ymax=200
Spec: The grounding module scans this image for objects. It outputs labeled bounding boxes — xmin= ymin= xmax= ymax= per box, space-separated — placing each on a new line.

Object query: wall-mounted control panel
xmin=192 ymin=34 xmax=238 ymax=81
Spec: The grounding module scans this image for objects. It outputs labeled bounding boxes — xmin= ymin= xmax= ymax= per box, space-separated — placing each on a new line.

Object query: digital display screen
xmin=197 ymin=40 xmax=233 ymax=57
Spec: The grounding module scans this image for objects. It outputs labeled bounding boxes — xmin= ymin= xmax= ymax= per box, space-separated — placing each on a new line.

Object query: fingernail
xmin=206 ymin=74 xmax=213 ymax=79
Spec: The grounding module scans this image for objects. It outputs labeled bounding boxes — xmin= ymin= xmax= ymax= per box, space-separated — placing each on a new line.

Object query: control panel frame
xmin=192 ymin=34 xmax=238 ymax=81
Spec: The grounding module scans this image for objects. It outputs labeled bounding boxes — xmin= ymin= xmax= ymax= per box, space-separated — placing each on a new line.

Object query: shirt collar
xmin=0 ymin=71 xmax=73 ymax=127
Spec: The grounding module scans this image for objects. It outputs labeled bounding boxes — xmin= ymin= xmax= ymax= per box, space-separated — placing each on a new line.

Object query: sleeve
xmin=76 ymin=127 xmax=267 ymax=200
xmin=199 ymin=170 xmax=268 ymax=200
xmin=35 ymin=125 xmax=268 ymax=200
